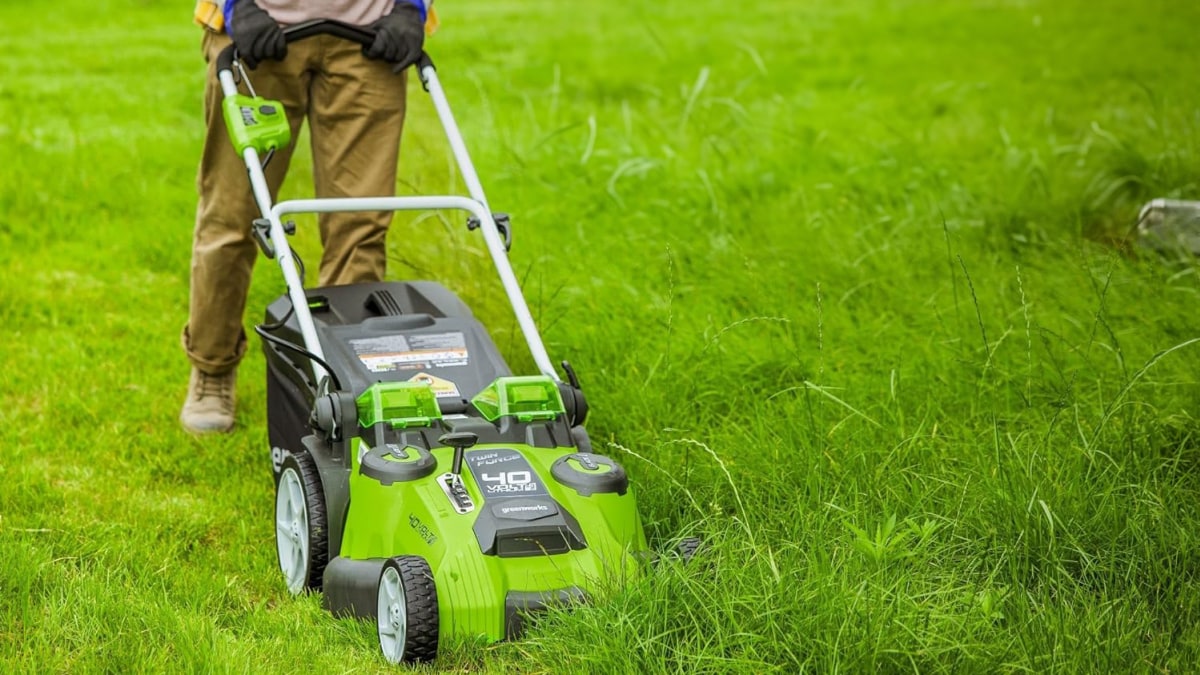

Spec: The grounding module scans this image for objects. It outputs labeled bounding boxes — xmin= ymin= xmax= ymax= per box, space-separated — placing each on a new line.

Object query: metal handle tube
xmin=218 ymin=70 xmax=239 ymax=98
xmin=249 ymin=176 xmax=330 ymax=386
xmin=215 ymin=52 xmax=561 ymax=385
xmin=273 ymin=197 xmax=560 ymax=380
xmin=218 ymin=71 xmax=330 ymax=385
xmin=413 ymin=67 xmax=564 ymax=380
xmin=419 ymin=66 xmax=491 ymax=212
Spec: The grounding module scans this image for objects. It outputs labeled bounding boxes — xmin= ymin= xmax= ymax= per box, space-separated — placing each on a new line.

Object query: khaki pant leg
xmin=308 ymin=35 xmax=408 ymax=288
xmin=184 ymin=31 xmax=313 ymax=374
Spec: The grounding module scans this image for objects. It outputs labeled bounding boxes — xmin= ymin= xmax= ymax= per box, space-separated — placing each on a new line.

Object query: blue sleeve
xmin=223 ymin=0 xmax=239 ymax=35
xmin=397 ymin=0 xmax=427 ymax=22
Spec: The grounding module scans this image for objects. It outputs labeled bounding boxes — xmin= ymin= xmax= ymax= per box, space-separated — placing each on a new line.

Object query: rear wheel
xmin=275 ymin=451 xmax=328 ymax=594
xmin=377 ymin=555 xmax=439 ymax=664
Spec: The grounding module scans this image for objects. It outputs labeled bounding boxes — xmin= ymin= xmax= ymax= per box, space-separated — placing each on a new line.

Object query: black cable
xmin=254 ymin=324 xmax=344 ymax=392
xmin=293 ymin=249 xmax=306 ymax=285
xmin=259 ymin=304 xmax=293 ymax=332
xmin=253 ymin=223 xmax=334 ymax=388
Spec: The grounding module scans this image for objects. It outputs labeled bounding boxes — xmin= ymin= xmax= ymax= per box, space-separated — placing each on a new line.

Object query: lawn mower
xmin=215 ymin=21 xmax=648 ymax=664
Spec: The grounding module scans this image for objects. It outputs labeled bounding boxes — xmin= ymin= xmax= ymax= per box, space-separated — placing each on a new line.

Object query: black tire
xmin=377 ymin=555 xmax=439 ymax=664
xmin=274 ymin=451 xmax=328 ymax=594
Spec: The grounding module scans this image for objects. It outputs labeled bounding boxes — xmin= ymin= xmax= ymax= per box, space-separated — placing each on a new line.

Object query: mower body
xmin=263 ymin=281 xmax=647 ymax=641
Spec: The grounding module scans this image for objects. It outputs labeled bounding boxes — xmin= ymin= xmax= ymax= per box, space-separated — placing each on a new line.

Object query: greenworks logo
xmin=408 ymin=514 xmax=437 ymax=546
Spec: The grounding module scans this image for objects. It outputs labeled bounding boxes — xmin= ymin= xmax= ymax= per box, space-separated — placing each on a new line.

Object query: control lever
xmin=438 ymin=431 xmax=479 ymax=485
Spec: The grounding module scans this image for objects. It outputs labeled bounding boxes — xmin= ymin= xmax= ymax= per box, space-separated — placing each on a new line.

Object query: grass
xmin=3 ymin=0 xmax=1200 ymax=671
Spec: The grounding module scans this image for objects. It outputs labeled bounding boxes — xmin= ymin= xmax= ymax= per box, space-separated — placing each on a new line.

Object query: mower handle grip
xmin=214 ymin=19 xmax=432 ymax=74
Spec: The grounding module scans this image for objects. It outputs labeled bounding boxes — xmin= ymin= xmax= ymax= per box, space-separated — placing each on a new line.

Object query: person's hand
xmin=364 ymin=3 xmax=425 ymax=71
xmin=230 ymin=1 xmax=286 ymax=69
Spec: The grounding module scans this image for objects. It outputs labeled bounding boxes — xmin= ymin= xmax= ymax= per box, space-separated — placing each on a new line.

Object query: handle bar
xmin=215 ymin=19 xmax=431 ymax=74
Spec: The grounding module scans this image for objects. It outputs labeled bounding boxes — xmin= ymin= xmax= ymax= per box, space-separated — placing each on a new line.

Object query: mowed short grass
xmin=3 ymin=0 xmax=1200 ymax=672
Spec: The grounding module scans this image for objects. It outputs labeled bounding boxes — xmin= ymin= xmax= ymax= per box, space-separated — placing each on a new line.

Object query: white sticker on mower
xmin=408 ymin=372 xmax=461 ymax=399
xmin=499 ymin=502 xmax=553 ymax=517
xmin=350 ymin=332 xmax=469 ymax=372
xmin=480 ymin=471 xmax=541 ymax=495
xmin=465 ymin=449 xmax=548 ymax=498
xmin=472 ymin=451 xmax=523 ymax=467
xmin=271 ymin=446 xmax=290 ymax=476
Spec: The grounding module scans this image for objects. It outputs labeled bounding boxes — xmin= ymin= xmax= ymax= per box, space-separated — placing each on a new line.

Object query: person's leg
xmin=181 ymin=30 xmax=314 ymax=432
xmin=308 ymin=35 xmax=408 ymax=287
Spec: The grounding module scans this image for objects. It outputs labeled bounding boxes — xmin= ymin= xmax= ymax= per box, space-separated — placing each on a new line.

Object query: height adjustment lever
xmin=439 ymin=431 xmax=479 ymax=484
xmin=437 ymin=431 xmax=479 ymax=515
xmin=466 ymin=212 xmax=512 ymax=252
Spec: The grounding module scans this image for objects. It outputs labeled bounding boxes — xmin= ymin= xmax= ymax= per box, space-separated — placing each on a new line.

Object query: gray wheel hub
xmin=274 ymin=467 xmax=309 ymax=595
xmin=377 ymin=566 xmax=408 ymax=664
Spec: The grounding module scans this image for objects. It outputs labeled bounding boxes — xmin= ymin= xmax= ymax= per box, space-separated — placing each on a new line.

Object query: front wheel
xmin=377 ymin=555 xmax=439 ymax=664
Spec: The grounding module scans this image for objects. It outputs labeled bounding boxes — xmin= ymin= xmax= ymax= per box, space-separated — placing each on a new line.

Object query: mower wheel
xmin=275 ymin=451 xmax=328 ymax=595
xmin=377 ymin=555 xmax=439 ymax=664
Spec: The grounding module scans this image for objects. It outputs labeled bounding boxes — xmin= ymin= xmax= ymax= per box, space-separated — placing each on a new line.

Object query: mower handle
xmin=214 ymin=19 xmax=432 ymax=74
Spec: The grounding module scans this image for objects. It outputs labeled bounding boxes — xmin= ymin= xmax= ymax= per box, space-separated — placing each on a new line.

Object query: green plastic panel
xmin=357 ymin=382 xmax=442 ymax=429
xmin=340 ymin=441 xmax=648 ymax=644
xmin=471 ymin=376 xmax=565 ymax=422
xmin=222 ymin=94 xmax=291 ymax=155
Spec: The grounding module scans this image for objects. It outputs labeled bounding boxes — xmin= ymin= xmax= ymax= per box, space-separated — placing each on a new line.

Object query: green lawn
xmin=4 ymin=0 xmax=1200 ymax=672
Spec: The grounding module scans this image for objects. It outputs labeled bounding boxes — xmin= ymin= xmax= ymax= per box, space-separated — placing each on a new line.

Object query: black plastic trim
xmin=322 ymin=556 xmax=386 ymax=619
xmin=359 ymin=444 xmax=437 ymax=485
xmin=550 ymin=453 xmax=628 ymax=496
xmin=505 ymin=587 xmax=587 ymax=639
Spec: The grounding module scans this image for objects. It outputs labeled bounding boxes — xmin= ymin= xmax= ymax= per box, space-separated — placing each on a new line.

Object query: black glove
xmin=364 ymin=3 xmax=425 ymax=70
xmin=230 ymin=0 xmax=287 ymax=69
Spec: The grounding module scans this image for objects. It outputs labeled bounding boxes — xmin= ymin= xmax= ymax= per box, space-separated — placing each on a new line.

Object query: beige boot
xmin=180 ymin=367 xmax=237 ymax=433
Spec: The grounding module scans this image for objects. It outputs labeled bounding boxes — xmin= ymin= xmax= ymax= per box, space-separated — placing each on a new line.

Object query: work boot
xmin=180 ymin=367 xmax=237 ymax=433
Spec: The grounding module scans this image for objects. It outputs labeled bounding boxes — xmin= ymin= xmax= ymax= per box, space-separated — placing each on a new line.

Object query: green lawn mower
xmin=216 ymin=21 xmax=650 ymax=664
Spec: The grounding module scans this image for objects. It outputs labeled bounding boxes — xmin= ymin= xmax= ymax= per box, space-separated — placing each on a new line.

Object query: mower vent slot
xmin=496 ymin=530 xmax=571 ymax=557
xmin=364 ymin=289 xmax=403 ymax=314
xmin=365 ymin=289 xmax=404 ymax=317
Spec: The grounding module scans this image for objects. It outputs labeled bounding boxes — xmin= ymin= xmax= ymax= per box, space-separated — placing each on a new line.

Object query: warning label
xmin=408 ymin=372 xmax=461 ymax=399
xmin=350 ymin=332 xmax=469 ymax=373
